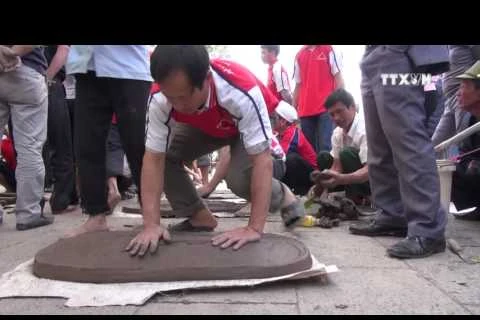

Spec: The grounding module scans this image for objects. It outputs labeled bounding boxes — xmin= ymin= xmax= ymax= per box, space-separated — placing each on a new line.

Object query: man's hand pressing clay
xmin=212 ymin=226 xmax=262 ymax=250
xmin=125 ymin=224 xmax=171 ymax=257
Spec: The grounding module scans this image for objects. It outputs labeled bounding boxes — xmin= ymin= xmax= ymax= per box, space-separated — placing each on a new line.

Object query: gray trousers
xmin=360 ymin=46 xmax=446 ymax=239
xmin=0 ymin=65 xmax=48 ymax=224
xmin=164 ymin=124 xmax=284 ymax=217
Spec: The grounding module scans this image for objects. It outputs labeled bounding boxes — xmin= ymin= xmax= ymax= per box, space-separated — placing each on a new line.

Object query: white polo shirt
xmin=330 ymin=113 xmax=368 ymax=164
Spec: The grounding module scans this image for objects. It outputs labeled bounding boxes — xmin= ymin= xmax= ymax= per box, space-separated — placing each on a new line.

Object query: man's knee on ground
xmin=339 ymin=147 xmax=361 ymax=173
xmin=317 ymin=151 xmax=333 ymax=170
xmin=286 ymin=153 xmax=303 ymax=166
xmin=225 ymin=172 xmax=250 ymax=200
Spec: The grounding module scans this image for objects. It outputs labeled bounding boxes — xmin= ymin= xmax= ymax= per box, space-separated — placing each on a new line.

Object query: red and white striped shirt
xmin=146 ymin=59 xmax=281 ymax=155
xmin=267 ymin=60 xmax=291 ymax=101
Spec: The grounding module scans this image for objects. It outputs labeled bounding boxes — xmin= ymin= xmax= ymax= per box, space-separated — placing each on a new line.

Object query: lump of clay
xmin=33 ymin=231 xmax=313 ymax=283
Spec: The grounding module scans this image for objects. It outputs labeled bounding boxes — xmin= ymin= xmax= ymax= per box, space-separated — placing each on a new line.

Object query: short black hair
xmin=261 ymin=45 xmax=280 ymax=56
xmin=324 ymin=88 xmax=355 ymax=109
xmin=150 ymin=45 xmax=210 ymax=89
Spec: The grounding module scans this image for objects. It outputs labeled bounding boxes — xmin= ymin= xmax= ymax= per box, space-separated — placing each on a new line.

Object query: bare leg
xmin=200 ymin=165 xmax=210 ymax=186
xmin=107 ymin=176 xmax=121 ymax=210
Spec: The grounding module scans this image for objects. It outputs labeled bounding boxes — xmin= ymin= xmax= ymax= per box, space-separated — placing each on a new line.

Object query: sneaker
xmin=16 ymin=215 xmax=54 ymax=231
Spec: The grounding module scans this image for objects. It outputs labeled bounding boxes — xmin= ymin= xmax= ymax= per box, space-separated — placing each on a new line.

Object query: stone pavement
xmin=0 ymin=192 xmax=479 ymax=314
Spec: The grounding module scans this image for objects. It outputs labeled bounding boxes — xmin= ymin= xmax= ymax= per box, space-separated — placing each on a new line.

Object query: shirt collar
xmin=197 ymin=70 xmax=213 ymax=113
xmin=346 ymin=113 xmax=359 ymax=139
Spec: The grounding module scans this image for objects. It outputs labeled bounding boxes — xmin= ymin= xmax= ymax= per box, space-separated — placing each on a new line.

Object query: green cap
xmin=456 ymin=60 xmax=480 ymax=80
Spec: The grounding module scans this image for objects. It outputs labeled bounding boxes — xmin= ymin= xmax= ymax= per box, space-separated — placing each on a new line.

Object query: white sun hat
xmin=275 ymin=101 xmax=298 ymax=123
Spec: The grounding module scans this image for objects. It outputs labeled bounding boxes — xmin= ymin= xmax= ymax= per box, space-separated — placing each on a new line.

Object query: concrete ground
xmin=0 ymin=194 xmax=479 ymax=315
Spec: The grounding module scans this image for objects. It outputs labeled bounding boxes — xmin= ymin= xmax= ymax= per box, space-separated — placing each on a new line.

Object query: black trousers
xmin=45 ymin=81 xmax=78 ymax=211
xmin=66 ymin=99 xmax=75 ymax=151
xmin=282 ymin=152 xmax=314 ymax=196
xmin=452 ymin=160 xmax=480 ymax=210
xmin=74 ymin=72 xmax=150 ymax=215
xmin=106 ymin=123 xmax=125 ymax=178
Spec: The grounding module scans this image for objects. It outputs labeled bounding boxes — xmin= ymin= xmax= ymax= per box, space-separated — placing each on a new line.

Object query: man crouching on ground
xmin=126 ymin=45 xmax=304 ymax=257
xmin=311 ymin=88 xmax=371 ymax=206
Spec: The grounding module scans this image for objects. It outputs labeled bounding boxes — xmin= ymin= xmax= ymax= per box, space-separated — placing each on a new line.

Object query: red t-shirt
xmin=279 ymin=124 xmax=318 ymax=169
xmin=294 ymin=45 xmax=337 ymax=117
xmin=1 ymin=136 xmax=16 ymax=171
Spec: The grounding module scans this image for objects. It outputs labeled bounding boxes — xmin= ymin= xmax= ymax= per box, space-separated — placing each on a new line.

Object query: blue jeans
xmin=300 ymin=112 xmax=334 ymax=152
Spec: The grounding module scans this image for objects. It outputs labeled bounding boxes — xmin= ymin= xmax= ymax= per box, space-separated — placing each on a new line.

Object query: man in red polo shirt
xmin=126 ymin=45 xmax=305 ymax=257
xmin=260 ymin=45 xmax=292 ymax=104
xmin=272 ymin=102 xmax=318 ymax=196
xmin=293 ymin=45 xmax=344 ymax=153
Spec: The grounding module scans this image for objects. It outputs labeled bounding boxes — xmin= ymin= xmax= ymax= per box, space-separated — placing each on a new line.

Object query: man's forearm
xmin=141 ymin=151 xmax=165 ymax=227
xmin=292 ymin=84 xmax=300 ymax=108
xmin=331 ymin=157 xmax=343 ymax=173
xmin=280 ymin=90 xmax=293 ymax=105
xmin=46 ymin=45 xmax=70 ymax=80
xmin=11 ymin=45 xmax=35 ymax=57
xmin=248 ymin=150 xmax=272 ymax=232
xmin=343 ymin=165 xmax=369 ymax=184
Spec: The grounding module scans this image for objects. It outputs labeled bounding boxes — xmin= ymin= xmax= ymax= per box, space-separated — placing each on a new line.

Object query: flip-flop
xmin=168 ymin=219 xmax=215 ymax=232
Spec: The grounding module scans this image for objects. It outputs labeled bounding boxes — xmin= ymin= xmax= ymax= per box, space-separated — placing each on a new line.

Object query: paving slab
xmin=295 ymin=268 xmax=470 ymax=315
xmin=0 ymin=298 xmax=137 ymax=315
xmin=135 ymin=301 xmax=298 ymax=315
xmin=149 ymin=281 xmax=297 ymax=304
xmin=295 ymin=229 xmax=408 ymax=269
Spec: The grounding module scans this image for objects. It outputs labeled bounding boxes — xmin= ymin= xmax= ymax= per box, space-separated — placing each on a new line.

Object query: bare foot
xmin=108 ymin=190 xmax=121 ymax=211
xmin=190 ymin=207 xmax=218 ymax=229
xmin=107 ymin=176 xmax=122 ymax=211
xmin=62 ymin=214 xmax=109 ymax=238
